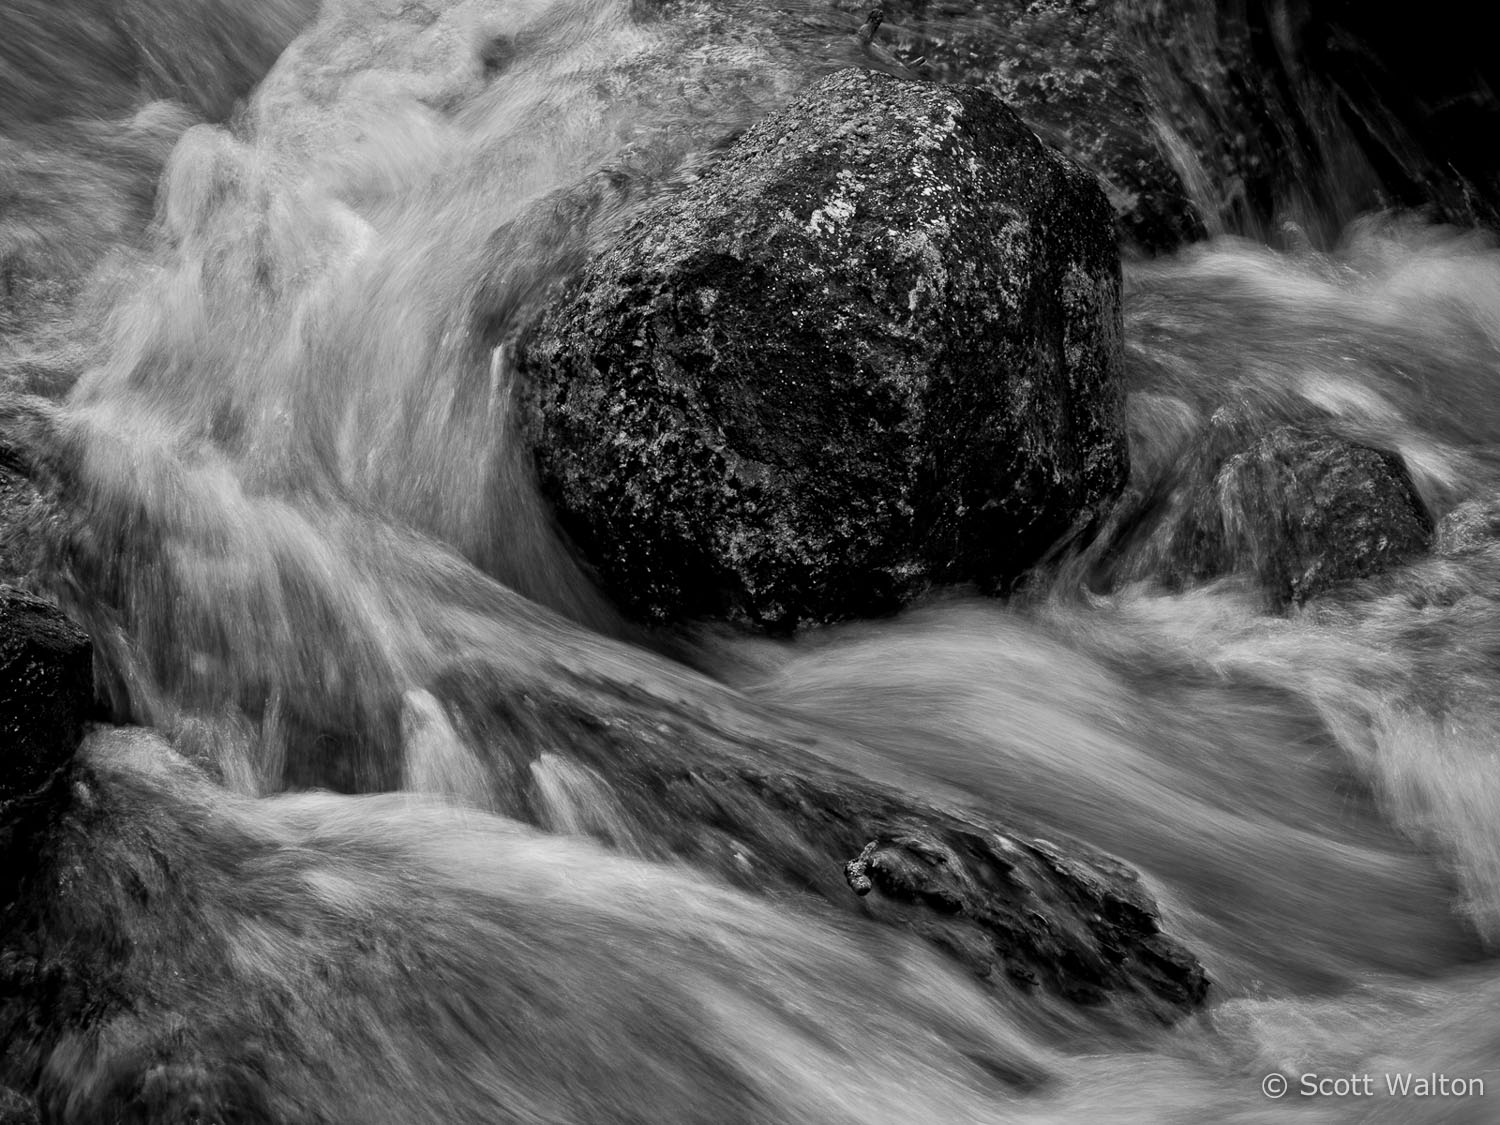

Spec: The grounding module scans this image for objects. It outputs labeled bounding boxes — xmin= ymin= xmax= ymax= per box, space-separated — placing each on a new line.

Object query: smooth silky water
xmin=3 ymin=0 xmax=1499 ymax=1120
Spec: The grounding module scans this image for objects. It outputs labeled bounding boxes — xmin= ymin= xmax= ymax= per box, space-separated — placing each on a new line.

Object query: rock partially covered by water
xmin=0 ymin=1086 xmax=38 ymax=1125
xmin=1158 ymin=423 xmax=1432 ymax=605
xmin=0 ymin=458 xmax=49 ymax=591
xmin=438 ymin=662 xmax=1211 ymax=1017
xmin=1 ymin=586 xmax=92 ymax=806
xmin=1434 ymin=498 xmax=1500 ymax=557
xmin=521 ymin=67 xmax=1128 ymax=631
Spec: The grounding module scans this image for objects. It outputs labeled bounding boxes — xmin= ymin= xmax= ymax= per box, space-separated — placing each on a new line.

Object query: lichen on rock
xmin=521 ymin=67 xmax=1129 ymax=631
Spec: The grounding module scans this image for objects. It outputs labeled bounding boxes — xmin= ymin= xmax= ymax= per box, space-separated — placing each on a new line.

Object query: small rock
xmin=1433 ymin=497 xmax=1500 ymax=557
xmin=1162 ymin=424 xmax=1433 ymax=605
xmin=0 ymin=1086 xmax=38 ymax=1125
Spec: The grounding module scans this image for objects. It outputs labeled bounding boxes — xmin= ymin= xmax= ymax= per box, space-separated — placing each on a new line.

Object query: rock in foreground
xmin=521 ymin=67 xmax=1128 ymax=631
xmin=436 ymin=660 xmax=1211 ymax=1017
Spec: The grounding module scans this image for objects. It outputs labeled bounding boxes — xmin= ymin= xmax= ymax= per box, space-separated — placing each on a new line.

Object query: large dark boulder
xmin=521 ymin=67 xmax=1128 ymax=632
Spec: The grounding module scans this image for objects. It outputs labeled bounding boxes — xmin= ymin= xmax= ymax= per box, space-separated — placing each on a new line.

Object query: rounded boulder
xmin=520 ymin=67 xmax=1128 ymax=631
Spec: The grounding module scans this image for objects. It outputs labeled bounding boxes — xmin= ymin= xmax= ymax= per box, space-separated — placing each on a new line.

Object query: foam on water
xmin=5 ymin=0 xmax=1500 ymax=1120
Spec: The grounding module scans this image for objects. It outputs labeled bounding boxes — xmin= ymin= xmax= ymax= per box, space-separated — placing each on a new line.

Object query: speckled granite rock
xmin=520 ymin=67 xmax=1128 ymax=631
xmin=862 ymin=0 xmax=1203 ymax=251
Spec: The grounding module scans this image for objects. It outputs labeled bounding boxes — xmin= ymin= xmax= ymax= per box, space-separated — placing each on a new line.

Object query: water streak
xmin=4 ymin=0 xmax=1500 ymax=1120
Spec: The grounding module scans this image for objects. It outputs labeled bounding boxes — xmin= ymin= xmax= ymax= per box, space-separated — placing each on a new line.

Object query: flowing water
xmin=4 ymin=0 xmax=1500 ymax=1121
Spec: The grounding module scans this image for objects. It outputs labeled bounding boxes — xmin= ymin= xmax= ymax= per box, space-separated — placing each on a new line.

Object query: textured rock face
xmin=1434 ymin=497 xmax=1500 ymax=557
xmin=1154 ymin=423 xmax=1433 ymax=605
xmin=0 ymin=585 xmax=92 ymax=805
xmin=0 ymin=461 xmax=48 ymax=591
xmin=438 ymin=662 xmax=1211 ymax=1015
xmin=0 ymin=1085 xmax=38 ymax=1125
xmin=866 ymin=0 xmax=1202 ymax=250
xmin=521 ymin=67 xmax=1128 ymax=631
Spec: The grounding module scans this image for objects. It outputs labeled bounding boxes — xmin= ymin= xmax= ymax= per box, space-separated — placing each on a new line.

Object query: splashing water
xmin=6 ymin=0 xmax=1500 ymax=1121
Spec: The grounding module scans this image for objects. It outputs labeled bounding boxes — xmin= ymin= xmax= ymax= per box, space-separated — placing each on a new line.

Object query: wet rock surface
xmin=438 ymin=662 xmax=1212 ymax=1018
xmin=861 ymin=0 xmax=1500 ymax=248
xmin=1094 ymin=419 xmax=1433 ymax=606
xmin=0 ymin=462 xmax=48 ymax=592
xmin=839 ymin=830 xmax=1206 ymax=1008
xmin=1434 ymin=497 xmax=1500 ymax=557
xmin=522 ymin=67 xmax=1128 ymax=632
xmin=0 ymin=585 xmax=92 ymax=806
xmin=0 ymin=586 xmax=92 ymax=1122
xmin=1179 ymin=426 xmax=1432 ymax=605
xmin=865 ymin=0 xmax=1202 ymax=251
xmin=0 ymin=1086 xmax=37 ymax=1125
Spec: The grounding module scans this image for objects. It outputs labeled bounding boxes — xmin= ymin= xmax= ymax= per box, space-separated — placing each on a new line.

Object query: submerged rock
xmin=522 ymin=67 xmax=1128 ymax=631
xmin=1434 ymin=497 xmax=1500 ymax=557
xmin=1107 ymin=420 xmax=1433 ymax=606
xmin=0 ymin=458 xmax=49 ymax=591
xmin=438 ymin=661 xmax=1211 ymax=1017
xmin=0 ymin=1086 xmax=38 ymax=1125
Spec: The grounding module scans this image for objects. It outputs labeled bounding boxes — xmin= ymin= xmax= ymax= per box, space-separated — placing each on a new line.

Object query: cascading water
xmin=4 ymin=0 xmax=1500 ymax=1121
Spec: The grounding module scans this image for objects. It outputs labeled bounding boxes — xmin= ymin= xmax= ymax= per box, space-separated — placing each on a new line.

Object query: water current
xmin=3 ymin=1 xmax=1500 ymax=1120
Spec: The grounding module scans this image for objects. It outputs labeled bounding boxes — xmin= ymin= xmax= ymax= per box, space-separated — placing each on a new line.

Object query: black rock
xmin=437 ymin=661 xmax=1211 ymax=1019
xmin=1 ymin=585 xmax=93 ymax=807
xmin=521 ymin=67 xmax=1128 ymax=631
xmin=1112 ymin=420 xmax=1434 ymax=606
